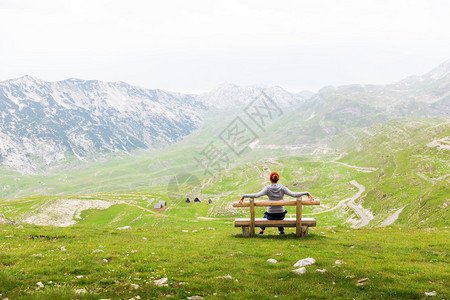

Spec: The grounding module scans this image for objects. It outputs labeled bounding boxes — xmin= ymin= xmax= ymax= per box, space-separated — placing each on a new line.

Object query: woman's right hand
xmin=308 ymin=194 xmax=314 ymax=201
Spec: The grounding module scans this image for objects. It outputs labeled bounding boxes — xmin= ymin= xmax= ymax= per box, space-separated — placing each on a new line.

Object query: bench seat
xmin=234 ymin=217 xmax=316 ymax=227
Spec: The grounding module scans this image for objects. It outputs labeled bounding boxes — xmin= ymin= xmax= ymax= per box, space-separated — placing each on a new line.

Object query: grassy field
xmin=1 ymin=214 xmax=448 ymax=299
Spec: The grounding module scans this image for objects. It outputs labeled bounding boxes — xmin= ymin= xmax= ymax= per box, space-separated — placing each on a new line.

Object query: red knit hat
xmin=269 ymin=171 xmax=279 ymax=183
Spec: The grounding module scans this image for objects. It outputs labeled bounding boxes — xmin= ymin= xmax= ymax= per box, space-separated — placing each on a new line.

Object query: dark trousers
xmin=261 ymin=211 xmax=286 ymax=232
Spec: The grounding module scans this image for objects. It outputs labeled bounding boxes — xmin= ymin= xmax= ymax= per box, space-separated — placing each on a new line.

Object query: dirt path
xmin=306 ymin=180 xmax=365 ymax=215
xmin=197 ymin=217 xmax=234 ymax=221
xmin=346 ymin=181 xmax=371 ymax=228
xmin=379 ymin=207 xmax=405 ymax=227
xmin=416 ymin=172 xmax=450 ymax=184
xmin=306 ymin=180 xmax=371 ymax=228
xmin=331 ymin=153 xmax=378 ymax=173
xmin=96 ymin=197 xmax=168 ymax=217
xmin=0 ymin=199 xmax=36 ymax=207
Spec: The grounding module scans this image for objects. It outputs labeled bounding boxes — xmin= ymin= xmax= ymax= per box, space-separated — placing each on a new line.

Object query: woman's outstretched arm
xmin=239 ymin=187 xmax=268 ymax=203
xmin=282 ymin=186 xmax=311 ymax=198
xmin=242 ymin=187 xmax=268 ymax=198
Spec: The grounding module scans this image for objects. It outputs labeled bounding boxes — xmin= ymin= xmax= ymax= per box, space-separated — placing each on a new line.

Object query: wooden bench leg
xmin=301 ymin=225 xmax=308 ymax=237
xmin=242 ymin=226 xmax=250 ymax=237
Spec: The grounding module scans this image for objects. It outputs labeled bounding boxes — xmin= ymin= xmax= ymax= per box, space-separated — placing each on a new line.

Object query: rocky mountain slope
xmin=0 ymin=76 xmax=206 ymax=174
xmin=259 ymin=60 xmax=450 ymax=148
xmin=198 ymin=82 xmax=310 ymax=108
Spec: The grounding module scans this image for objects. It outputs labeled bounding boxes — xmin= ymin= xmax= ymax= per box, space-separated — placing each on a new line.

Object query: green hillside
xmin=1 ymin=112 xmax=448 ymax=228
xmin=1 ymin=116 xmax=449 ymax=299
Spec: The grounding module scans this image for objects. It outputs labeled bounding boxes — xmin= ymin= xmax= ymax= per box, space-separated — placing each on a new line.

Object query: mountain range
xmin=0 ymin=76 xmax=207 ymax=174
xmin=0 ymin=59 xmax=448 ymax=174
xmin=258 ymin=59 xmax=449 ymax=148
xmin=0 ymin=77 xmax=309 ymax=174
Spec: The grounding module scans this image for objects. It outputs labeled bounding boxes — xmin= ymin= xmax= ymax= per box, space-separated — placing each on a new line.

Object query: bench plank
xmin=232 ymin=199 xmax=320 ymax=207
xmin=235 ymin=217 xmax=316 ymax=227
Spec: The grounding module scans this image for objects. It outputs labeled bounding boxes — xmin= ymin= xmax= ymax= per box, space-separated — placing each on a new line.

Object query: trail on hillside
xmin=331 ymin=153 xmax=378 ymax=173
xmin=0 ymin=199 xmax=36 ymax=206
xmin=96 ymin=197 xmax=168 ymax=217
xmin=305 ymin=180 xmax=372 ymax=228
xmin=346 ymin=181 xmax=372 ymax=228
xmin=380 ymin=207 xmax=405 ymax=227
xmin=306 ymin=180 xmax=364 ymax=215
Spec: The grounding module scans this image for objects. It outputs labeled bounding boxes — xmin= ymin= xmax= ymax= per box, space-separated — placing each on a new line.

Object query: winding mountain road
xmin=346 ymin=180 xmax=370 ymax=228
xmin=305 ymin=180 xmax=371 ymax=228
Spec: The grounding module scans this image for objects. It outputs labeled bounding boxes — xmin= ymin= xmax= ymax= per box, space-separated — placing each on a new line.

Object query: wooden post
xmin=296 ymin=197 xmax=302 ymax=237
xmin=250 ymin=198 xmax=255 ymax=237
xmin=242 ymin=226 xmax=250 ymax=237
xmin=301 ymin=225 xmax=308 ymax=237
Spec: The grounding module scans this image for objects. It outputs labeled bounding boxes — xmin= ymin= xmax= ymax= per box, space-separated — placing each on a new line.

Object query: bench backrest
xmin=232 ymin=199 xmax=320 ymax=207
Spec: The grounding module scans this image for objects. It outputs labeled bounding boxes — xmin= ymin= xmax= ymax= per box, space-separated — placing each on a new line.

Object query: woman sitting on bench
xmin=239 ymin=172 xmax=313 ymax=235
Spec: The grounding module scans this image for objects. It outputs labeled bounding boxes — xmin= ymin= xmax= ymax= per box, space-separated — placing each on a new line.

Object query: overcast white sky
xmin=1 ymin=0 xmax=449 ymax=93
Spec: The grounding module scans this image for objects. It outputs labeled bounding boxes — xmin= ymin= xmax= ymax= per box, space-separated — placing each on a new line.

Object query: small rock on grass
xmin=187 ymin=296 xmax=204 ymax=300
xmin=130 ymin=284 xmax=139 ymax=290
xmin=292 ymin=267 xmax=307 ymax=275
xmin=267 ymin=258 xmax=278 ymax=263
xmin=425 ymin=291 xmax=437 ymax=297
xmin=117 ymin=226 xmax=131 ymax=230
xmin=335 ymin=260 xmax=345 ymax=265
xmin=92 ymin=249 xmax=104 ymax=253
xmin=357 ymin=278 xmax=369 ymax=284
xmin=75 ymin=289 xmax=87 ymax=295
xmin=293 ymin=257 xmax=315 ymax=267
xmin=60 ymin=246 xmax=66 ymax=251
xmin=316 ymin=269 xmax=327 ymax=273
xmin=153 ymin=278 xmax=168 ymax=287
xmin=76 ymin=275 xmax=84 ymax=279
xmin=216 ymin=275 xmax=233 ymax=279
xmin=36 ymin=281 xmax=44 ymax=288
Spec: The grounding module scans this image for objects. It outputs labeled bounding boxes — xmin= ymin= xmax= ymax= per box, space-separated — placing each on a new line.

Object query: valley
xmin=0 ymin=61 xmax=449 ymax=299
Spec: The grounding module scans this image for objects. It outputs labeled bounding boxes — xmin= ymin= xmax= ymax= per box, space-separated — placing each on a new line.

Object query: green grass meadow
xmin=1 ymin=212 xmax=449 ymax=299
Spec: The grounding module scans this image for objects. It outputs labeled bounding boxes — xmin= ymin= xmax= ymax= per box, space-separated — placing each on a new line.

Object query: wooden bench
xmin=232 ymin=198 xmax=320 ymax=237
